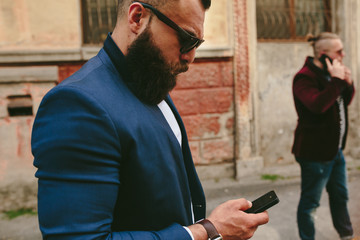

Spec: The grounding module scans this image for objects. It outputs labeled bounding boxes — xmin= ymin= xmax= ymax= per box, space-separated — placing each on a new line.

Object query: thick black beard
xmin=125 ymin=28 xmax=188 ymax=105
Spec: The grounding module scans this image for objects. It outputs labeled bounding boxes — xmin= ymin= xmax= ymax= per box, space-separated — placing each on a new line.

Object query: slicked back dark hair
xmin=117 ymin=0 xmax=211 ymax=19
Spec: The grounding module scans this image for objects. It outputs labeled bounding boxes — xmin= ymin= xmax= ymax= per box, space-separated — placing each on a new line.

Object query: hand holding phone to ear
xmin=325 ymin=57 xmax=346 ymax=80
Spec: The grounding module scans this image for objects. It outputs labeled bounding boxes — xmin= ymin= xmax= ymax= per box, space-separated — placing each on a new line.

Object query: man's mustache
xmin=172 ymin=62 xmax=189 ymax=75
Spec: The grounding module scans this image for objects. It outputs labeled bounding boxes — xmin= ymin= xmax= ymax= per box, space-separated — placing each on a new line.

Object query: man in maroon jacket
xmin=292 ymin=32 xmax=355 ymax=240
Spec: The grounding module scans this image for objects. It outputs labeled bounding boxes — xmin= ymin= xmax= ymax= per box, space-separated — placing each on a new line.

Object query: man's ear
xmin=128 ymin=3 xmax=150 ymax=34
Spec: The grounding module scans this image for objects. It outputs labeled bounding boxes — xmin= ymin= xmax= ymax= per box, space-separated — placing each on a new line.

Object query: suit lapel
xmin=165 ymin=95 xmax=206 ymax=221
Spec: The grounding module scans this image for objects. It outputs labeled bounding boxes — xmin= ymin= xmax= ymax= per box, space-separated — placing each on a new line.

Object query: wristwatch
xmin=197 ymin=219 xmax=223 ymax=240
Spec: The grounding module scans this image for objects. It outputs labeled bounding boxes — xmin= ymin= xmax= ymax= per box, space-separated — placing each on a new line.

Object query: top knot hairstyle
xmin=306 ymin=34 xmax=318 ymax=43
xmin=201 ymin=0 xmax=211 ymax=9
xmin=306 ymin=32 xmax=340 ymax=58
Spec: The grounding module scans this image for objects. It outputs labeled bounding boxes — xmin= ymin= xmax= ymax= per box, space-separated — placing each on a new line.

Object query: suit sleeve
xmin=293 ymin=75 xmax=350 ymax=114
xmin=31 ymin=86 xmax=192 ymax=240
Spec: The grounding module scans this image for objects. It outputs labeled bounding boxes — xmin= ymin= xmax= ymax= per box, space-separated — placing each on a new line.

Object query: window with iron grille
xmin=256 ymin=0 xmax=332 ymax=40
xmin=82 ymin=0 xmax=118 ymax=45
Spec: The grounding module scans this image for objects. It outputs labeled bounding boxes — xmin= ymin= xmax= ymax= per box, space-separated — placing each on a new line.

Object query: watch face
xmin=212 ymin=236 xmax=223 ymax=240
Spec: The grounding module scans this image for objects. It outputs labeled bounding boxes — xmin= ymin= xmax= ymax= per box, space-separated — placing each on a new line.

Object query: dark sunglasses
xmin=133 ymin=1 xmax=204 ymax=54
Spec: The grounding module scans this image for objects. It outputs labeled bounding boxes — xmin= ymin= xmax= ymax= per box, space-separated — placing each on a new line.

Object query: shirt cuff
xmin=183 ymin=226 xmax=195 ymax=240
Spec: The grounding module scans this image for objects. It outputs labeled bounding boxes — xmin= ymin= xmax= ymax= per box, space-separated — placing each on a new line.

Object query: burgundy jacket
xmin=292 ymin=57 xmax=355 ymax=162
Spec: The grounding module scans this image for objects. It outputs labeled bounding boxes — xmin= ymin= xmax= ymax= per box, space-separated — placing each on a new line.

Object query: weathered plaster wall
xmin=0 ymin=0 xmax=80 ymax=50
xmin=0 ymin=66 xmax=57 ymax=211
xmin=340 ymin=0 xmax=360 ymax=160
xmin=203 ymin=0 xmax=232 ymax=48
xmin=257 ymin=42 xmax=312 ymax=165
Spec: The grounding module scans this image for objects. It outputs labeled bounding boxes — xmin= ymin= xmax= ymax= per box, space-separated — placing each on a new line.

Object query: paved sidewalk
xmin=203 ymin=160 xmax=360 ymax=240
xmin=1 ymin=160 xmax=359 ymax=240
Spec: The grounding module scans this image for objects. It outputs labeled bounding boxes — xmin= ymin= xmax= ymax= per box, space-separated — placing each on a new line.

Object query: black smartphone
xmin=245 ymin=190 xmax=279 ymax=214
xmin=319 ymin=54 xmax=333 ymax=72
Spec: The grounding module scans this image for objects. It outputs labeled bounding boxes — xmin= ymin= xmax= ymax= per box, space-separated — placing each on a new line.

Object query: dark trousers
xmin=296 ymin=150 xmax=353 ymax=240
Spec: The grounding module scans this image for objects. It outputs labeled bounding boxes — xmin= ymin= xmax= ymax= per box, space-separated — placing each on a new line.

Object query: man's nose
xmin=180 ymin=48 xmax=196 ymax=64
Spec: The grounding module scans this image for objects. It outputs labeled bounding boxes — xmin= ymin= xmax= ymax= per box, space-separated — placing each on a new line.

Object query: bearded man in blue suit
xmin=31 ymin=0 xmax=269 ymax=239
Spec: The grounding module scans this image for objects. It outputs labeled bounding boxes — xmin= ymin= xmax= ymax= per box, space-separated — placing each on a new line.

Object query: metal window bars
xmin=82 ymin=0 xmax=117 ymax=44
xmin=256 ymin=0 xmax=332 ymax=41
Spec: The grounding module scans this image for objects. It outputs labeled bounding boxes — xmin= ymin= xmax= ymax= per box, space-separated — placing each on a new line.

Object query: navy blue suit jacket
xmin=32 ymin=35 xmax=206 ymax=239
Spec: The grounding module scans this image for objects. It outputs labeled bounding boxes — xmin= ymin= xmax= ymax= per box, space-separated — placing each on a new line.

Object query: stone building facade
xmin=1 ymin=0 xmax=360 ymax=211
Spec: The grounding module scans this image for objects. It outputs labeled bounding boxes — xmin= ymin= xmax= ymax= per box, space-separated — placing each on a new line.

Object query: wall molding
xmin=0 ymin=66 xmax=58 ymax=83
xmin=0 ymin=46 xmax=234 ymax=64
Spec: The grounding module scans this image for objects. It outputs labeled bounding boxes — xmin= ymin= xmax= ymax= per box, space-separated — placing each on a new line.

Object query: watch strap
xmin=197 ymin=219 xmax=222 ymax=240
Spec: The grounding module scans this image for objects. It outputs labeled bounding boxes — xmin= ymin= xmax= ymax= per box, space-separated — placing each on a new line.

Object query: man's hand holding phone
xmin=319 ymin=54 xmax=347 ymax=81
xmin=206 ymin=198 xmax=269 ymax=240
xmin=195 ymin=191 xmax=279 ymax=240
xmin=325 ymin=57 xmax=346 ymax=80
xmin=326 ymin=58 xmax=353 ymax=85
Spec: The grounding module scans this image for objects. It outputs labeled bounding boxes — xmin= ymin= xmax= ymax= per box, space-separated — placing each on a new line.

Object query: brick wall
xmin=171 ymin=59 xmax=235 ymax=165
